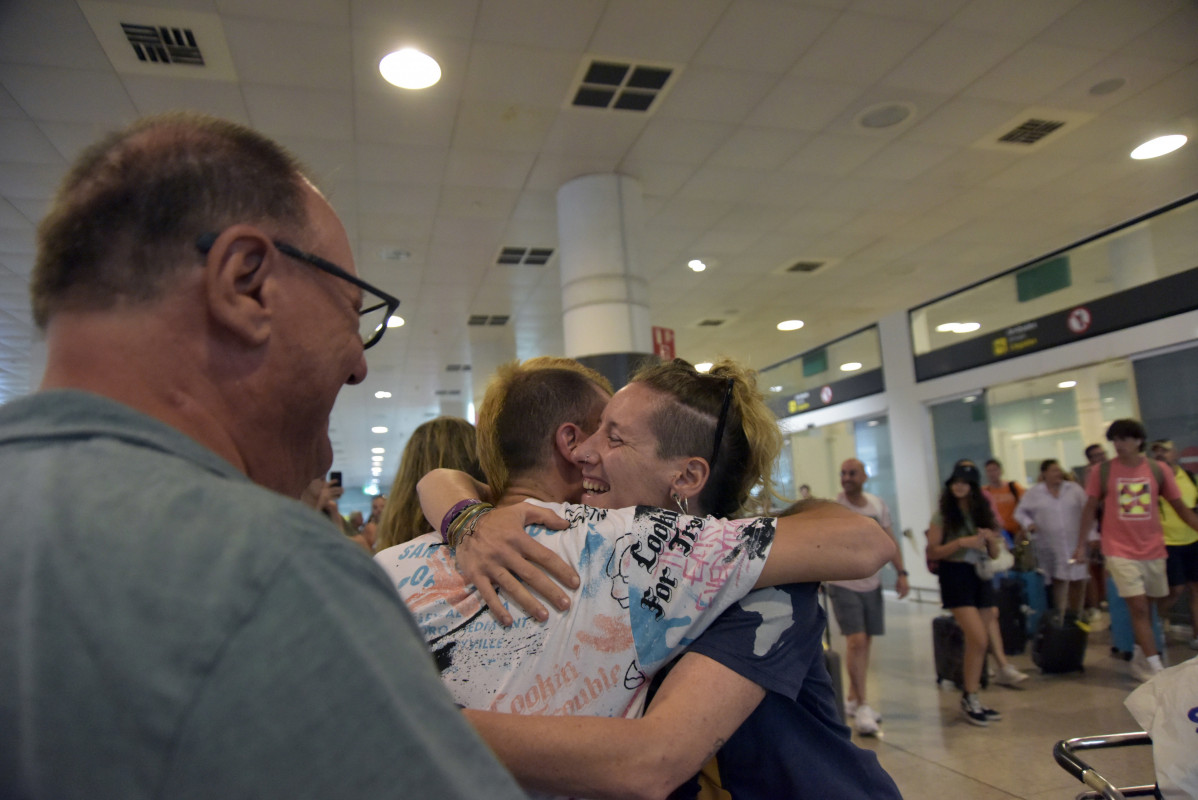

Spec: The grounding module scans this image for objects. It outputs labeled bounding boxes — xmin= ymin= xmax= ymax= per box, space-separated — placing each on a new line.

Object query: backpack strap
xmin=1009 ymin=481 xmax=1022 ymax=500
xmin=1099 ymin=460 xmax=1111 ymax=503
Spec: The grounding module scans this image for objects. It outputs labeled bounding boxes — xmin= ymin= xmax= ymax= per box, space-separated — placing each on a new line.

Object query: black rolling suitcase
xmin=933 ymin=615 xmax=988 ymax=689
xmin=819 ymin=585 xmax=847 ymax=724
xmin=1032 ymin=612 xmax=1087 ymax=674
xmin=996 ymin=575 xmax=1028 ymax=655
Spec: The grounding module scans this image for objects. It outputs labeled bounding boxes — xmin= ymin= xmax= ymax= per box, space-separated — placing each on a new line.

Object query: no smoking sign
xmin=1067 ymin=306 xmax=1092 ymax=334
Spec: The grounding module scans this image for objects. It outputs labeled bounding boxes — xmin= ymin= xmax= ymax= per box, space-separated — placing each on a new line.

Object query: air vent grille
xmin=467 ymin=315 xmax=510 ymax=326
xmin=998 ymin=118 xmax=1066 ymax=145
xmin=697 ymin=319 xmax=725 ymax=327
xmin=497 ymin=246 xmax=555 ymax=266
xmin=121 ymin=23 xmax=203 ymax=65
xmin=570 ymin=58 xmax=675 ymax=113
xmin=434 ymin=389 xmax=461 ymax=396
xmin=444 ymin=364 xmax=472 ymax=372
xmin=787 ymin=260 xmax=825 ymax=274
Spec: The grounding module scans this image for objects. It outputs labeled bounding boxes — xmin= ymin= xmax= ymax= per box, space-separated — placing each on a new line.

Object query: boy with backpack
xmin=1076 ymin=419 xmax=1198 ymax=681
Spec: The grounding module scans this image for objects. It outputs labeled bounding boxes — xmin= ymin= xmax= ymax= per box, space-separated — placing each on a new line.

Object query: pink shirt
xmin=1085 ymin=457 xmax=1179 ymax=560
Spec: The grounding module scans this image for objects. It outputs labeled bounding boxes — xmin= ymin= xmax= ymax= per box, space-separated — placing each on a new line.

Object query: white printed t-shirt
xmin=828 ymin=491 xmax=893 ymax=593
xmin=374 ymin=501 xmax=775 ymax=720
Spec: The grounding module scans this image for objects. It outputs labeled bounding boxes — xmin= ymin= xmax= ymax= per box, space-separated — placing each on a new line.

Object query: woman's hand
xmin=455 ymin=502 xmax=578 ymax=626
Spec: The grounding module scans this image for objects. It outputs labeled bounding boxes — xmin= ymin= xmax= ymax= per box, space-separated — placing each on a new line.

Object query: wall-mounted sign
xmin=914 ymin=267 xmax=1198 ymax=382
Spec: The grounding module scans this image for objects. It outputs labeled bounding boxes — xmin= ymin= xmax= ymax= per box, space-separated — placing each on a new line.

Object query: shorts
xmin=937 ymin=560 xmax=996 ymax=610
xmin=826 ymin=585 xmax=884 ymax=636
xmin=1166 ymin=541 xmax=1198 ymax=586
xmin=1106 ymin=555 xmax=1169 ymax=598
xmin=1032 ymin=530 xmax=1088 ymax=582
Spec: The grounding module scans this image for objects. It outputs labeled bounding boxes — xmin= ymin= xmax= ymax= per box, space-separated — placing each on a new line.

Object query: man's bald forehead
xmin=840 ymin=458 xmax=865 ymax=474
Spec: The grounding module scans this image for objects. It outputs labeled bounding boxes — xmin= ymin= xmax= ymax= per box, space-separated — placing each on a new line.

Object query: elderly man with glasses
xmin=0 ymin=113 xmax=525 ymax=800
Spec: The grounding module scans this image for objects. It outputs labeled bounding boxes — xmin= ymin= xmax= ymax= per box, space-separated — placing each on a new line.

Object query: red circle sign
xmin=1067 ymin=306 xmax=1092 ymax=334
xmin=820 ymin=385 xmax=833 ymax=404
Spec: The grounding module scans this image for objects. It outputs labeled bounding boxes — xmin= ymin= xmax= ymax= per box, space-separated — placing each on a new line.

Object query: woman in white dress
xmin=1014 ymin=459 xmax=1093 ymax=616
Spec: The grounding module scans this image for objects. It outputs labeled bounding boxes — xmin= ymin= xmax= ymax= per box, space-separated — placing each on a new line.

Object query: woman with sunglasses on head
xmin=927 ymin=462 xmax=1006 ymax=726
xmin=386 ymin=357 xmax=898 ymax=799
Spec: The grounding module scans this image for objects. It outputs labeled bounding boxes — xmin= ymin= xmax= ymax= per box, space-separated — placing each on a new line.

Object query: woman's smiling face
xmin=575 ymin=382 xmax=684 ymax=512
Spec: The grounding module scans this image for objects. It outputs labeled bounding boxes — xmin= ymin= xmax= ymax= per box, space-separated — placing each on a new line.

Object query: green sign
xmin=803 ymin=348 xmax=827 ymax=376
xmin=1016 ymin=256 xmax=1071 ymax=302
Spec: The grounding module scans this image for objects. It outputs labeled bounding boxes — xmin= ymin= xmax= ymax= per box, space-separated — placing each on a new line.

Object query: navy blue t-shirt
xmin=667 ymin=583 xmax=902 ymax=799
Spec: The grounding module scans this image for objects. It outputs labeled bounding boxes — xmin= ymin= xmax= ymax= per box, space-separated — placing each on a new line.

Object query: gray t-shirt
xmin=0 ymin=390 xmax=526 ymax=800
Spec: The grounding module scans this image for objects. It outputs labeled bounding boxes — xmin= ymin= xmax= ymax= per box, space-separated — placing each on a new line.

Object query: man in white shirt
xmin=826 ymin=459 xmax=907 ymax=736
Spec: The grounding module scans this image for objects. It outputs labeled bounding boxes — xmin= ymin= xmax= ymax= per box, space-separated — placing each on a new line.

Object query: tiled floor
xmin=836 ymin=597 xmax=1191 ymax=799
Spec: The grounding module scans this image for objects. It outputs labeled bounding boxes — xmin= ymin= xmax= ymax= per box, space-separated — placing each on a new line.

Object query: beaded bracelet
xmin=446 ymin=502 xmax=494 ymax=549
xmin=441 ymin=498 xmax=482 ymax=543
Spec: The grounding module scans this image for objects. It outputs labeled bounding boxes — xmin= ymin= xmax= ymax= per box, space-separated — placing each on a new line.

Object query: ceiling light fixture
xmin=770 ymin=385 xmax=783 ymax=393
xmin=840 ymin=362 xmax=862 ymax=372
xmin=379 ymin=48 xmax=441 ymax=90
xmin=371 ymin=447 xmax=385 ymax=454
xmin=695 ymin=362 xmax=713 ymax=373
xmin=1130 ymin=135 xmax=1186 ymax=160
xmin=687 ymin=259 xmax=707 ymax=272
xmin=1058 ymin=380 xmax=1077 ymax=389
xmin=374 ymin=391 xmax=392 ymax=399
xmin=776 ymin=319 xmax=804 ymax=331
xmin=371 ymin=455 xmax=384 ymax=462
xmin=387 ymin=316 xmax=405 ymax=328
xmin=936 ymin=322 xmax=981 ymax=334
xmin=371 ymin=426 xmax=388 ymax=434
xmin=963 ymin=395 xmax=978 ymax=403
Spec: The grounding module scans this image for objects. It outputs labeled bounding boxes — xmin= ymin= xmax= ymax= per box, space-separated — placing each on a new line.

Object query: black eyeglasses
xmin=196 ymin=232 xmax=401 ymax=349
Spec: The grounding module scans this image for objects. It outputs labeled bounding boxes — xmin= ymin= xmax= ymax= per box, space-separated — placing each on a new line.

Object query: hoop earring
xmin=672 ymin=492 xmax=689 ymax=515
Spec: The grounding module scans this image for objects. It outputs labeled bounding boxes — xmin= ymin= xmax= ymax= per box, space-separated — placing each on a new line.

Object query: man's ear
xmin=555 ymin=422 xmax=584 ymax=461
xmin=202 ymin=226 xmax=274 ymax=346
xmin=671 ymin=457 xmax=710 ymax=501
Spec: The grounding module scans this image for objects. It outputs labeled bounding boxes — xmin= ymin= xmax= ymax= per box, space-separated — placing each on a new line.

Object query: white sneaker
xmin=1130 ymin=658 xmax=1163 ymax=683
xmin=845 ymin=698 xmax=858 ymax=717
xmin=995 ymin=664 xmax=1029 ymax=686
xmin=855 ymin=704 xmax=880 ymax=736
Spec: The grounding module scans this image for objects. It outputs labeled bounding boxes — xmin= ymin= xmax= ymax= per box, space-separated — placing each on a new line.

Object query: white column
xmin=879 ymin=310 xmax=940 ymax=593
xmin=556 ymin=174 xmax=653 ymax=387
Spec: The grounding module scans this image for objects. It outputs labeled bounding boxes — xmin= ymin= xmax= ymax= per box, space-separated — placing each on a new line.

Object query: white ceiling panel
xmin=0 ymin=65 xmax=138 ymax=123
xmin=791 ymin=11 xmax=935 ymax=85
xmin=222 ymin=16 xmax=353 ymax=90
xmin=882 ymin=26 xmax=1023 ymax=95
xmin=691 ymin=1 xmax=838 ymax=73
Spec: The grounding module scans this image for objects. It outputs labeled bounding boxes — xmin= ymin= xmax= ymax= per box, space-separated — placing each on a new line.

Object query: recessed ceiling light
xmin=387 ymin=316 xmax=405 ymax=328
xmin=1103 ymin=397 xmax=1114 ymax=403
xmin=1058 ymin=380 xmax=1077 ymax=389
xmin=371 ymin=455 xmax=384 ymax=462
xmin=1042 ymin=398 xmax=1054 ymax=404
xmin=936 ymin=322 xmax=982 ymax=334
xmin=372 ymin=426 xmax=388 ymax=434
xmin=374 ymin=391 xmax=392 ymax=399
xmin=1130 ymin=134 xmax=1186 ymax=160
xmin=964 ymin=395 xmax=978 ymax=403
xmin=364 ymin=485 xmax=380 ymax=496
xmin=379 ymin=48 xmax=441 ymax=90
xmin=371 ymin=447 xmax=385 ymax=454
xmin=770 ymin=385 xmax=783 ymax=393
xmin=695 ymin=362 xmax=713 ymax=373
xmin=867 ymin=420 xmax=879 ymax=427
xmin=840 ymin=362 xmax=862 ymax=372
xmin=776 ymin=319 xmax=804 ymax=331
xmin=687 ymin=259 xmax=707 ymax=272
xmin=371 ymin=468 xmax=382 ymax=476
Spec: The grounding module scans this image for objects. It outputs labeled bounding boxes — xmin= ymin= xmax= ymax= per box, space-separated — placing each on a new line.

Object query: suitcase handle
xmin=1053 ymin=733 xmax=1156 ymax=800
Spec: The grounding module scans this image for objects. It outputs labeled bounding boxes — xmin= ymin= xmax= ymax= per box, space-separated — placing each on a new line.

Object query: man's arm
xmin=463 ymin=652 xmax=764 ymax=800
xmin=1166 ymin=496 xmax=1198 ymax=532
xmin=756 ymin=500 xmax=894 ymax=587
xmin=1075 ymin=496 xmax=1100 ymax=562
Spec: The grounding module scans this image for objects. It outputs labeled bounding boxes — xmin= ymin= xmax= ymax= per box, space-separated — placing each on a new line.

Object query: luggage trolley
xmin=1053 ymin=731 xmax=1160 ymax=799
